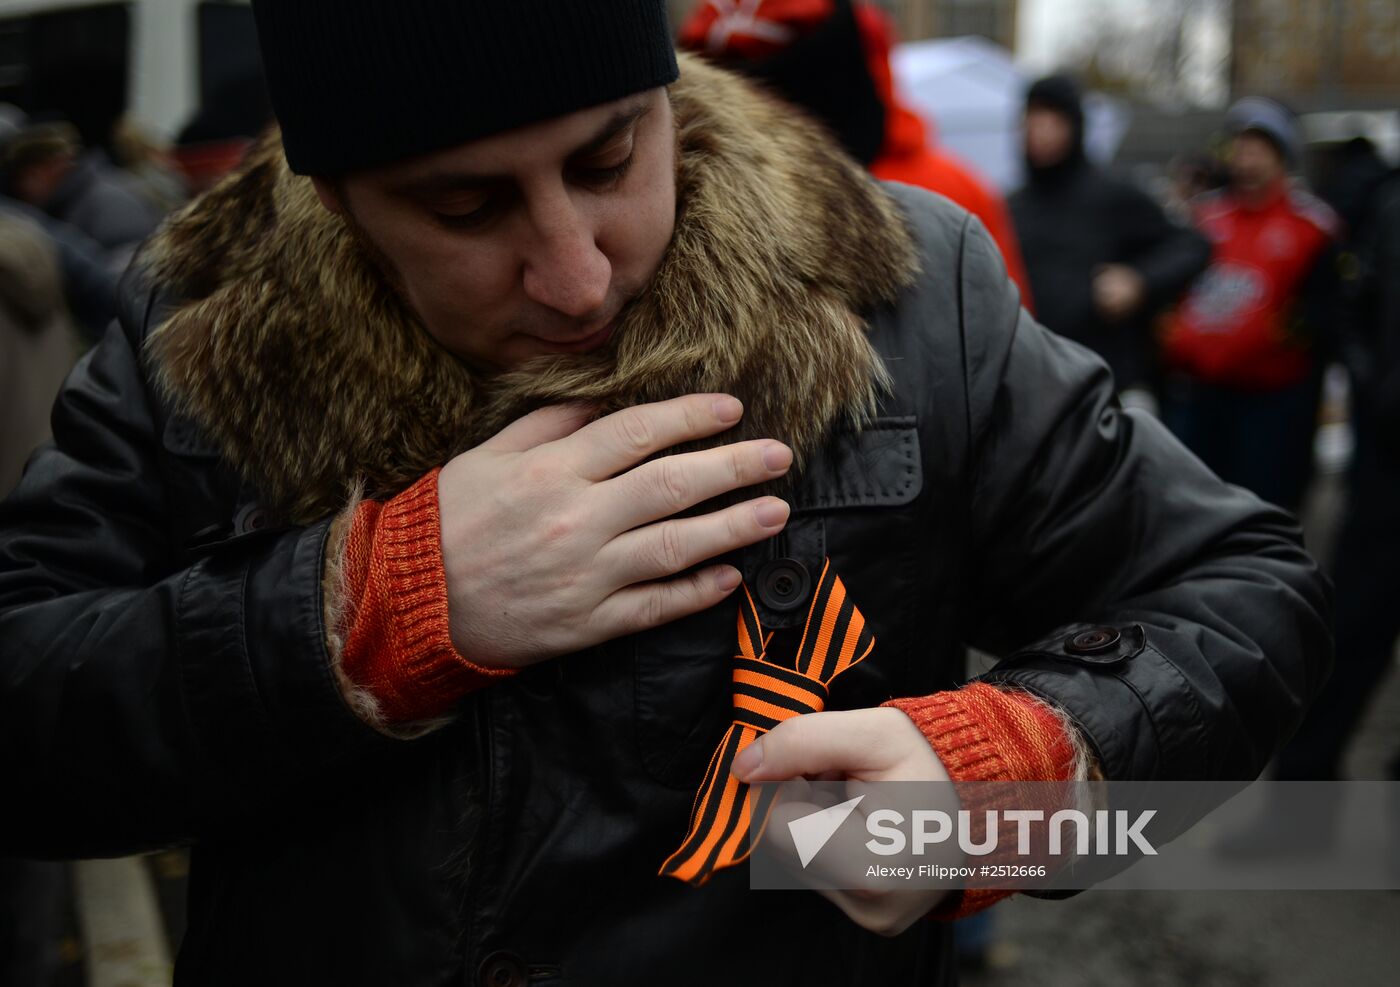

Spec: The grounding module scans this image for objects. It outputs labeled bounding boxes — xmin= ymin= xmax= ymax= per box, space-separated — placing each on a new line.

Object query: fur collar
xmin=143 ymin=55 xmax=917 ymax=524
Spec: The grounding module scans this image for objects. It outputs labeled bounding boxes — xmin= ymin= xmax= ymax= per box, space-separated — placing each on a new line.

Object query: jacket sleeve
xmin=1116 ymin=183 xmax=1212 ymax=312
xmin=953 ymin=215 xmax=1332 ymax=784
xmin=0 ymin=310 xmax=395 ymax=859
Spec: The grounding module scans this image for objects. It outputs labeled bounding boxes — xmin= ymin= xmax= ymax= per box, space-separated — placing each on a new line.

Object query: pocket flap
xmin=793 ymin=416 xmax=922 ymax=512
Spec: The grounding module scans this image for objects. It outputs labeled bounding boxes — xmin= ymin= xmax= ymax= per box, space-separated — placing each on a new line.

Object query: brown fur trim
xmin=321 ymin=487 xmax=382 ymax=726
xmin=143 ymin=55 xmax=917 ymax=524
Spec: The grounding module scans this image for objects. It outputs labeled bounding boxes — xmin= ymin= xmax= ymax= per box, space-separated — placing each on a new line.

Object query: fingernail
xmin=762 ymin=443 xmax=793 ymax=472
xmin=732 ymin=739 xmax=763 ymax=780
xmin=715 ymin=567 xmax=741 ymax=592
xmin=754 ymin=500 xmax=789 ymax=528
xmin=713 ymin=396 xmax=743 ymax=424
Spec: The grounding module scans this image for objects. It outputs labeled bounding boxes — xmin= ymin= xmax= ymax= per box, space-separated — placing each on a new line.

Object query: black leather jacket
xmin=0 ymin=186 xmax=1331 ymax=986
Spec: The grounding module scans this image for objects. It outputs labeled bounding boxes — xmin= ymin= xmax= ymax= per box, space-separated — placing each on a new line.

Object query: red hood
xmin=677 ymin=0 xmax=934 ymax=159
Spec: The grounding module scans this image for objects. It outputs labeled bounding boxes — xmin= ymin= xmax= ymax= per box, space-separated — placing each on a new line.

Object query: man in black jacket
xmin=0 ymin=3 xmax=1329 ymax=984
xmin=1010 ymin=74 xmax=1210 ymax=404
xmin=1273 ymin=176 xmax=1400 ymax=787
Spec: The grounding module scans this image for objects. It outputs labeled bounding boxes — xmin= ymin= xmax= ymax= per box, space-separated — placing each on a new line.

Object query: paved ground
xmin=964 ymin=888 xmax=1400 ymax=987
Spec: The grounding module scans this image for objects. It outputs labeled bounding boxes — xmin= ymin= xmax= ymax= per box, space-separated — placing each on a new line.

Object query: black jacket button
xmin=233 ymin=502 xmax=266 ymax=534
xmin=478 ymin=951 xmax=528 ymax=987
xmin=756 ymin=558 xmax=812 ymax=612
xmin=1065 ymin=626 xmax=1121 ymax=655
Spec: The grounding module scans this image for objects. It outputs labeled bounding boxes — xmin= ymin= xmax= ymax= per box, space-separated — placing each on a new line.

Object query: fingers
xmin=590 ymin=563 xmax=743 ymax=639
xmin=764 ymin=791 xmax=886 ymax=889
xmin=559 ymin=394 xmax=746 ymax=482
xmin=593 ymin=438 xmax=792 ymax=531
xmin=479 ymin=401 xmax=598 ymax=453
xmin=758 ymin=782 xmax=955 ymax=935
xmin=595 ymin=495 xmax=790 ymax=585
xmin=730 ymin=709 xmax=923 ymax=783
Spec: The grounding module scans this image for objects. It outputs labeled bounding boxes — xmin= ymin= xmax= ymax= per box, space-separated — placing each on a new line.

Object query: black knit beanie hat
xmin=250 ymin=0 xmax=680 ymax=176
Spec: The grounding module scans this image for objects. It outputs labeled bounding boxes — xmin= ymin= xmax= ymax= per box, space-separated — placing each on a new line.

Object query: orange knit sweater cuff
xmin=337 ymin=468 xmax=515 ymax=724
xmin=881 ymin=682 xmax=1079 ymax=921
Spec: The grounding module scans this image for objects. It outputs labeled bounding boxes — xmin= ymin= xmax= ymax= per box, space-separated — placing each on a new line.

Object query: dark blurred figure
xmin=0 ymin=212 xmax=77 ymax=493
xmin=1161 ymin=98 xmax=1339 ymax=513
xmin=111 ymin=117 xmax=190 ymax=217
xmin=172 ymin=74 xmax=274 ymax=196
xmin=25 ymin=43 xmax=186 ymax=216
xmin=0 ymin=111 xmax=162 ymax=256
xmin=1316 ymin=136 xmax=1393 ymax=233
xmin=0 ymin=106 xmax=121 ymax=341
xmin=1010 ymin=74 xmax=1210 ymax=402
xmin=0 ymin=211 xmax=80 ymax=987
xmin=0 ymin=195 xmax=115 ymax=343
xmin=678 ymin=0 xmax=1033 ymax=304
xmin=1309 ymin=135 xmax=1396 ymax=358
xmin=1274 ymin=174 xmax=1400 ymax=786
xmin=1217 ymin=167 xmax=1400 ymax=861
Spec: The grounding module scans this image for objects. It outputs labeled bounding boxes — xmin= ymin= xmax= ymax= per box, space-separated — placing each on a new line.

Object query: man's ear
xmin=310 ymin=176 xmax=347 ymax=216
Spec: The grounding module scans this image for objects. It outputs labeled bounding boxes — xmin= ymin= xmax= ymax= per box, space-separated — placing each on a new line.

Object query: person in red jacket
xmin=1161 ymin=97 xmax=1340 ymax=512
xmin=678 ymin=0 xmax=1033 ymax=308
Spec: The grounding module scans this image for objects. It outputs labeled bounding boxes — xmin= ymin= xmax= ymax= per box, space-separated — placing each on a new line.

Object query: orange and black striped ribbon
xmin=659 ymin=557 xmax=875 ymax=886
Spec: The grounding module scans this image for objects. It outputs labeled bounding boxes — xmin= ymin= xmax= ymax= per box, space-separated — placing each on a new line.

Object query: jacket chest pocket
xmin=632 ymin=417 xmax=926 ymax=789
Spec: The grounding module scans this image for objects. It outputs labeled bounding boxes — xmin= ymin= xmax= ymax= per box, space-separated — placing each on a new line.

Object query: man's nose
xmin=521 ymin=195 xmax=611 ymax=319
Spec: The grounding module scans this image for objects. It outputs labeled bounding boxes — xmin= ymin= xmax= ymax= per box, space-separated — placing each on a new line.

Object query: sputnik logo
xmin=787 ymin=795 xmax=866 ymax=868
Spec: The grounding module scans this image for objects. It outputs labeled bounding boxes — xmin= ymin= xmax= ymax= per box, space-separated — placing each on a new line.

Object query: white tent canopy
xmin=891 ymin=36 xmax=1130 ymax=192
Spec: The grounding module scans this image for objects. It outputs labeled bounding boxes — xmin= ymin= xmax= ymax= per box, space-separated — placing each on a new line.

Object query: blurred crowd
xmin=684 ymin=0 xmax=1399 ymax=769
xmin=2 ymin=0 xmax=1398 ymax=982
xmin=0 ymin=66 xmax=270 ymax=987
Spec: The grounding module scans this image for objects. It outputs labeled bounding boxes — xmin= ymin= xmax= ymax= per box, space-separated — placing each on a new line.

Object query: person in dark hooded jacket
xmin=1010 ymin=74 xmax=1211 ymax=399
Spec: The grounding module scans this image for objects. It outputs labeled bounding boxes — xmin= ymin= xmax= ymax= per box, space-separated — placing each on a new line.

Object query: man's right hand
xmin=437 ymin=393 xmax=791 ymax=669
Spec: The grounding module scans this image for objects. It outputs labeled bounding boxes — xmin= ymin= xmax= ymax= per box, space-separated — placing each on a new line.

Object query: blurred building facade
xmin=665 ymin=1 xmax=1018 ymax=49
xmin=0 ymin=0 xmax=260 ymax=143
xmin=1233 ymin=0 xmax=1400 ymax=110
xmin=875 ymin=0 xmax=1017 ymax=47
